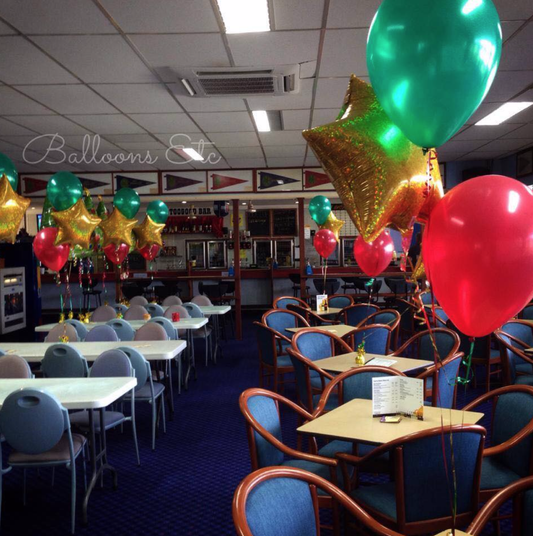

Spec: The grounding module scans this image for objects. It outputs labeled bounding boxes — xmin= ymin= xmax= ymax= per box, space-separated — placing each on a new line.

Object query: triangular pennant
xmin=164 ymin=174 xmax=203 ymax=191
xmin=304 ymin=170 xmax=331 ymax=189
xmin=258 ymin=171 xmax=300 ymax=190
xmin=115 ymin=174 xmax=153 ymax=190
xmin=22 ymin=176 xmax=48 ymax=194
xmin=211 ymin=173 xmax=247 ymax=191
xmin=78 ymin=176 xmax=109 ymax=190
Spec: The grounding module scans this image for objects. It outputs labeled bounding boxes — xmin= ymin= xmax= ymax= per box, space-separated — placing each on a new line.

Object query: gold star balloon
xmin=303 ymin=75 xmax=443 ymax=243
xmin=52 ymin=198 xmax=101 ymax=249
xmin=318 ymin=212 xmax=344 ymax=241
xmin=0 ymin=174 xmax=31 ymax=243
xmin=133 ymin=215 xmax=165 ymax=250
xmin=99 ymin=208 xmax=137 ymax=248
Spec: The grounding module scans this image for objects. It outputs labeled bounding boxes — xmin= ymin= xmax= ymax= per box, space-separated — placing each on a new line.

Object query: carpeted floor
xmin=0 ymin=312 xmax=509 ymax=535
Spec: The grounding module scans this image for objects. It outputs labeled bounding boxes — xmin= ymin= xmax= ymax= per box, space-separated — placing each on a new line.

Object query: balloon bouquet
xmin=304 ymin=0 xmax=523 ymax=385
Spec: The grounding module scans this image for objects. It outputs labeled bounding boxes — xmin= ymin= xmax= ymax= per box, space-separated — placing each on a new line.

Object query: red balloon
xmin=138 ymin=244 xmax=160 ymax=261
xmin=33 ymin=227 xmax=70 ymax=272
xmin=354 ymin=231 xmax=394 ymax=277
xmin=423 ymin=175 xmax=533 ymax=337
xmin=104 ymin=243 xmax=129 ymax=266
xmin=314 ymin=229 xmax=338 ymax=259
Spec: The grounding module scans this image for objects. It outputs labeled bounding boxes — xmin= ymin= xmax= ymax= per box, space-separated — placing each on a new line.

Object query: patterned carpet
xmin=0 ymin=312 xmax=509 ymax=535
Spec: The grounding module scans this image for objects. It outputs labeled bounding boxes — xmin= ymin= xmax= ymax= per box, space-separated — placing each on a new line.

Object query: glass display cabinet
xmin=274 ymin=239 xmax=294 ymax=268
xmin=186 ymin=240 xmax=206 ymax=269
xmin=207 ymin=240 xmax=227 ymax=269
xmin=253 ymin=239 xmax=273 ymax=268
xmin=341 ymin=238 xmax=357 ymax=267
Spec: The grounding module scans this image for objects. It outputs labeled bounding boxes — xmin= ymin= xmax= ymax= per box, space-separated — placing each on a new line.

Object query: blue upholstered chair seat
xmin=425 ymin=377 xmax=433 ymax=390
xmin=127 ymin=381 xmax=165 ymax=400
xmin=8 ymin=433 xmax=86 ymax=464
xmin=274 ymin=355 xmax=293 ymax=368
xmin=351 ymin=482 xmax=397 ymax=520
xmin=515 ymin=375 xmax=533 ymax=386
xmin=313 ymin=393 xmax=339 ymax=411
xmin=283 ymin=458 xmax=352 ymax=495
xmin=516 ymin=363 xmax=533 ymax=375
xmin=69 ymin=410 xmax=125 ymax=432
xmin=310 ymin=371 xmax=331 ymax=390
xmin=319 ymin=440 xmax=390 ymax=465
xmin=480 ymin=457 xmax=521 ymax=490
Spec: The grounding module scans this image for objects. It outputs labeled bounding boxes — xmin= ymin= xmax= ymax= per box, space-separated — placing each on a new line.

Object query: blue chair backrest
xmin=90 ymin=349 xmax=132 ymax=378
xmin=327 ymin=296 xmax=352 ymax=309
xmin=435 ymin=356 xmax=461 ymax=409
xmin=245 ymin=477 xmax=317 ymax=536
xmin=42 ymin=344 xmax=89 ymax=378
xmin=292 ymin=331 xmax=332 ymax=362
xmin=344 ymin=305 xmax=379 ymax=327
xmin=113 ymin=303 xmax=129 ymax=315
xmin=256 ymin=324 xmax=277 ymax=367
xmin=264 ymin=311 xmax=301 ymax=338
xmin=183 ymin=302 xmax=204 ymax=318
xmin=149 ymin=316 xmax=177 ymax=340
xmin=247 ymin=395 xmax=284 ymax=467
xmin=500 ymin=322 xmax=533 ymax=381
xmin=118 ymin=346 xmax=149 ymax=391
xmin=146 ymin=303 xmax=165 ymax=318
xmin=0 ymin=389 xmax=67 ymax=454
xmin=342 ymin=370 xmax=398 ymax=401
xmin=402 ymin=429 xmax=482 ymax=522
xmin=351 ymin=326 xmax=390 ymax=355
xmin=0 ymin=349 xmax=5 ymax=357
xmin=522 ymin=305 xmax=533 ymax=321
xmin=106 ymin=318 xmax=135 ymax=342
xmin=420 ymin=293 xmax=433 ymax=305
xmin=499 ymin=332 xmax=519 ymax=383
xmin=493 ymin=391 xmax=533 ymax=477
xmin=65 ymin=319 xmax=88 ymax=341
xmin=84 ymin=324 xmax=119 ymax=342
xmin=275 ymin=298 xmax=301 ymax=309
xmin=419 ymin=331 xmax=456 ymax=362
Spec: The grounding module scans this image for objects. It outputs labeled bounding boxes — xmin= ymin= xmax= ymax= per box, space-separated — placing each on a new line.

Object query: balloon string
xmin=78 ymin=258 xmax=83 ymax=314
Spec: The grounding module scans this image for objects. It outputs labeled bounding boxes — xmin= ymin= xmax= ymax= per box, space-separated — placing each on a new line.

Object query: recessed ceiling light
xmin=475 ymin=102 xmax=533 ymax=126
xmin=216 ymin=0 xmax=270 ymax=34
xmin=295 ymin=201 xmax=299 ymax=204
xmin=241 ymin=202 xmax=247 ymax=206
xmin=31 ymin=207 xmax=35 ymax=210
xmin=181 ymin=200 xmax=187 ymax=204
xmin=182 ymin=147 xmax=204 ymax=161
xmin=252 ymin=110 xmax=270 ymax=132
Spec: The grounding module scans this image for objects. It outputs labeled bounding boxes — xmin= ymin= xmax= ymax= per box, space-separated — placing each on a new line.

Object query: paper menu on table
xmin=368 ymin=358 xmax=396 ymax=368
xmin=372 ymin=377 xmax=424 ymax=419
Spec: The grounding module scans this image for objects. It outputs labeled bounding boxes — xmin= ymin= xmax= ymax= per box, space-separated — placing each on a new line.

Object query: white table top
xmin=0 ymin=340 xmax=187 ymax=363
xmin=0 ymin=377 xmax=137 ymax=410
xmin=35 ymin=317 xmax=208 ymax=333
xmin=162 ymin=305 xmax=231 ymax=315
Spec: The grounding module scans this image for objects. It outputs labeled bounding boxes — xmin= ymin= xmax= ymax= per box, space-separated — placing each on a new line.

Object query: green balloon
xmin=309 ymin=195 xmax=331 ymax=225
xmin=0 ymin=153 xmax=18 ymax=191
xmin=146 ymin=200 xmax=169 ymax=224
xmin=114 ymin=188 xmax=140 ymax=219
xmin=47 ymin=171 xmax=83 ymax=211
xmin=367 ymin=0 xmax=502 ymax=148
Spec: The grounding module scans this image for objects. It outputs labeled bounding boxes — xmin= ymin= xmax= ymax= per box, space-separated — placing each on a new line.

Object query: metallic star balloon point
xmin=99 ymin=208 xmax=137 ymax=248
xmin=0 ymin=174 xmax=31 ymax=243
xmin=133 ymin=215 xmax=165 ymax=250
xmin=318 ymin=212 xmax=345 ymax=241
xmin=52 ymin=199 xmax=101 ymax=249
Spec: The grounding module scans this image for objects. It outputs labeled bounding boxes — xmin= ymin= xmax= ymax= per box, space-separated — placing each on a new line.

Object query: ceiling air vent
xmin=176 ymin=66 xmax=300 ymax=98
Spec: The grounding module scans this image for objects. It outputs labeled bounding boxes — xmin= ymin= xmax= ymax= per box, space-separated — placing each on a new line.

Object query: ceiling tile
xmin=0 ymin=0 xmax=117 ymax=34
xmin=438 ymin=140 xmax=493 ymax=153
xmin=464 ymin=102 xmax=503 ymax=124
xmin=226 ymin=158 xmax=266 ymax=168
xmin=33 ymin=35 xmax=157 ymax=83
xmin=113 ymin=160 xmax=158 ymax=171
xmin=266 ymin=157 xmax=305 ymax=167
xmin=218 ymin=146 xmax=264 ymax=159
xmin=264 ymin=145 xmax=307 ymax=158
xmin=105 ymin=133 xmax=156 ymax=143
xmin=130 ymin=34 xmax=230 ymax=82
xmin=282 ymin=110 xmax=310 ymax=130
xmin=311 ymin=108 xmax=339 ymax=126
xmin=499 ymin=23 xmax=533 ymax=70
xmin=65 ymin=114 xmax=146 ymax=135
xmin=115 ymin=140 xmax=167 ymax=153
xmin=473 ymin=138 xmax=532 ymax=152
xmin=7 ymin=115 xmax=93 ymax=136
xmin=101 ymin=0 xmax=219 ymax=33
xmin=451 ymin=123 xmax=527 ymax=140
xmin=129 ymin=113 xmax=200 ymax=134
xmin=327 ymin=0 xmax=380 ymax=28
xmin=0 ymin=37 xmax=78 ymax=84
xmin=457 ymin=151 xmax=501 ymax=161
xmin=314 ymin=77 xmax=351 ymax=109
xmin=502 ymin=123 xmax=533 ymax=139
xmin=206 ymin=132 xmax=259 ymax=147
xmin=273 ymin=0 xmax=324 ymax=30
xmin=0 ymin=21 xmax=16 ymax=35
xmin=190 ymin=154 xmax=228 ymax=169
xmin=484 ymin=70 xmax=533 ymax=102
xmin=61 ymin=135 xmax=124 ymax=153
xmin=502 ymin=20 xmax=525 ymax=41
xmin=190 ymin=111 xmax=254 ymax=132
xmin=320 ymin=29 xmax=368 ymax=77
xmin=0 ymin=134 xmax=73 ymax=152
xmin=90 ymin=84 xmax=182 ymax=113
xmin=0 ymin=86 xmax=54 ymax=115
xmin=304 ymin=154 xmax=321 ymax=167
xmin=247 ymin=79 xmax=314 ymax=111
xmin=493 ymin=0 xmax=533 ymax=21
xmin=0 ymin=118 xmax=37 ymax=136
xmin=16 ymin=85 xmax=117 ymax=114
xmin=168 ymin=89 xmax=247 ymax=113
xmin=228 ymin=31 xmax=320 ymax=66
xmin=154 ymin=132 xmax=213 ymax=148
xmin=259 ymin=131 xmax=306 ymax=145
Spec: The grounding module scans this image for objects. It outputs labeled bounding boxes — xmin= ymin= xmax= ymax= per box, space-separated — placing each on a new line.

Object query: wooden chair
xmin=262 ymin=309 xmax=309 ymax=356
xmin=327 ymin=294 xmax=354 ymax=309
xmin=337 ymin=303 xmax=380 ymax=327
xmin=417 ymin=353 xmax=463 ymax=408
xmin=356 ymin=309 xmax=401 ymax=351
xmin=287 ymin=303 xmax=341 ymax=327
xmin=341 ymin=324 xmax=398 ymax=356
xmin=272 ymin=296 xmax=308 ymax=309
xmin=495 ymin=321 xmax=533 ymax=386
xmin=233 ymin=466 xmax=404 ymax=536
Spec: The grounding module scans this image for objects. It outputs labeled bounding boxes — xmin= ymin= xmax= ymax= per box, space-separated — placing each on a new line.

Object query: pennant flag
xmin=258 ymin=171 xmax=300 ymax=190
xmin=78 ymin=176 xmax=109 ymax=190
xmin=304 ymin=170 xmax=331 ymax=189
xmin=22 ymin=176 xmax=48 ymax=195
xmin=211 ymin=173 xmax=248 ymax=191
xmin=115 ymin=174 xmax=154 ymax=190
xmin=164 ymin=174 xmax=204 ymax=191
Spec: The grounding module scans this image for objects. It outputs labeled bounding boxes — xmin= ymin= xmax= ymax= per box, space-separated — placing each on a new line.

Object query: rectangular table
xmin=314 ymin=307 xmax=342 ymax=316
xmin=35 ymin=318 xmax=208 ymax=333
xmin=0 ymin=377 xmax=137 ymax=524
xmin=298 ymin=398 xmax=484 ymax=445
xmin=287 ymin=324 xmax=356 ymax=338
xmin=314 ymin=353 xmax=432 ymax=375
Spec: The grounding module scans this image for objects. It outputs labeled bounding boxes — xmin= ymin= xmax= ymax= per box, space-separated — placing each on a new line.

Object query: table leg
xmin=165 ymin=359 xmax=174 ymax=419
xmin=185 ymin=331 xmax=196 ymax=388
xmin=81 ymin=409 xmax=118 ymax=525
xmin=212 ymin=315 xmax=222 ymax=362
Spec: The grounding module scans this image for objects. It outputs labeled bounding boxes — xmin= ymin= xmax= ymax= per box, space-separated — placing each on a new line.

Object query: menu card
xmin=372 ymin=376 xmax=424 ymax=419
xmin=316 ymin=294 xmax=328 ymax=312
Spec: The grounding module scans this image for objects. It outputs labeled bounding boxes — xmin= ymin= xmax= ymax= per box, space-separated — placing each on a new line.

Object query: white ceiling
xmin=0 ymin=0 xmax=530 ymax=174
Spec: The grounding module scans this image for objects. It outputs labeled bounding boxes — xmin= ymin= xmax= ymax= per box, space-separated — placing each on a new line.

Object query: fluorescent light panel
xmin=475 ymin=102 xmax=533 ymax=126
xmin=182 ymin=147 xmax=204 ymax=161
xmin=252 ymin=110 xmax=270 ymax=132
xmin=216 ymin=0 xmax=270 ymax=34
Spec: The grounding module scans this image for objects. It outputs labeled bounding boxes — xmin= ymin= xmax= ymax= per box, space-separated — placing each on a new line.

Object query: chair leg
xmin=151 ymin=399 xmax=156 ymax=451
xmin=161 ymin=396 xmax=166 ymax=434
xmin=23 ymin=468 xmax=27 ymax=506
xmin=131 ymin=400 xmax=140 ymax=466
xmin=70 ymin=459 xmax=76 ymax=534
